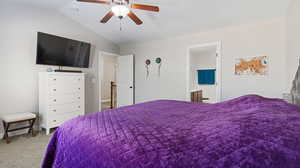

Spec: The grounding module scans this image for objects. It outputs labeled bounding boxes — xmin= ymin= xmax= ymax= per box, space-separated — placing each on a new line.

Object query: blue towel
xmin=197 ymin=69 xmax=216 ymax=85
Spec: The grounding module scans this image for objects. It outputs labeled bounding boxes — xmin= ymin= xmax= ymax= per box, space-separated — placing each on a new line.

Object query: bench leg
xmin=28 ymin=118 xmax=36 ymax=137
xmin=46 ymin=128 xmax=50 ymax=135
xmin=2 ymin=121 xmax=10 ymax=144
xmin=2 ymin=121 xmax=5 ymax=140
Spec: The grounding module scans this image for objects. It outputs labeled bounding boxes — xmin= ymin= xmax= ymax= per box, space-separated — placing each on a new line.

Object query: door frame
xmin=186 ymin=41 xmax=222 ymax=102
xmin=98 ymin=51 xmax=120 ymax=111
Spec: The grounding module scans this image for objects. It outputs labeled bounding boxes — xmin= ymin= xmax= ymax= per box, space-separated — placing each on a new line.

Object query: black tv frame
xmin=36 ymin=32 xmax=91 ymax=68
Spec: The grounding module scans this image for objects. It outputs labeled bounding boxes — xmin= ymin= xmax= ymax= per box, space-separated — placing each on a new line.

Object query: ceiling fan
xmin=77 ymin=0 xmax=159 ymax=25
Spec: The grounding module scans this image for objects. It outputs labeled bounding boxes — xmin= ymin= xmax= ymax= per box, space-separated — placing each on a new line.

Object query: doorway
xmin=99 ymin=52 xmax=118 ymax=110
xmin=187 ymin=41 xmax=222 ymax=103
xmin=98 ymin=52 xmax=135 ymax=111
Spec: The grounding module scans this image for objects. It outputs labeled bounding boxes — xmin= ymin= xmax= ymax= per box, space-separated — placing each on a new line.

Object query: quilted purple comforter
xmin=42 ymin=95 xmax=300 ymax=168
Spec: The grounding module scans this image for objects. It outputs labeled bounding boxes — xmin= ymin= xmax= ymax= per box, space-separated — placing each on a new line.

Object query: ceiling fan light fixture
xmin=78 ymin=0 xmax=159 ymax=25
xmin=111 ymin=5 xmax=130 ymax=18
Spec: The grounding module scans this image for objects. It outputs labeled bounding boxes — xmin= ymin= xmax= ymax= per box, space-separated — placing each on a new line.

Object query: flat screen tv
xmin=36 ymin=32 xmax=91 ymax=68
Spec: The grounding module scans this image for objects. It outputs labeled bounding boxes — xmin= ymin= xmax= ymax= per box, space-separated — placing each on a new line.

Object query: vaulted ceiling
xmin=8 ymin=0 xmax=292 ymax=44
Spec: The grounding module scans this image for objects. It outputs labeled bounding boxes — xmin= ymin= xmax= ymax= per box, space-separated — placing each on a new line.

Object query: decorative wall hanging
xmin=155 ymin=57 xmax=162 ymax=76
xmin=235 ymin=56 xmax=268 ymax=76
xmin=145 ymin=59 xmax=151 ymax=78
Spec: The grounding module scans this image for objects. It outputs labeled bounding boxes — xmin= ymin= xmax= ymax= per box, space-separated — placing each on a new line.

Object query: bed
xmin=42 ymin=95 xmax=300 ymax=168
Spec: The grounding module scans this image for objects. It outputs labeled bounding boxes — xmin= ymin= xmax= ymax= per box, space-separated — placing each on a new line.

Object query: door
xmin=116 ymin=55 xmax=135 ymax=107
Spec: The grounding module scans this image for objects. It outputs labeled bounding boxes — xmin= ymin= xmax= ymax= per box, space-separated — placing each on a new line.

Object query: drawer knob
xmin=53 ymin=79 xmax=56 ymax=81
xmin=78 ymin=97 xmax=80 ymax=99
xmin=78 ymin=88 xmax=81 ymax=90
xmin=53 ymin=120 xmax=57 ymax=122
xmin=78 ymin=106 xmax=81 ymax=108
xmin=53 ymin=109 xmax=56 ymax=112
xmin=53 ymin=89 xmax=56 ymax=91
xmin=54 ymin=99 xmax=56 ymax=102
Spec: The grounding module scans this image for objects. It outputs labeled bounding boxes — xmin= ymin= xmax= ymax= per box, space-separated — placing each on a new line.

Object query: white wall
xmin=287 ymin=0 xmax=300 ymax=92
xmin=120 ymin=17 xmax=287 ymax=103
xmin=0 ymin=2 xmax=119 ymax=135
xmin=190 ymin=48 xmax=217 ymax=103
xmin=101 ymin=55 xmax=117 ymax=101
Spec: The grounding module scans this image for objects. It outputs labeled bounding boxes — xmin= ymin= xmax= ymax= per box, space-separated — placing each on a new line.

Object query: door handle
xmin=129 ymin=86 xmax=133 ymax=89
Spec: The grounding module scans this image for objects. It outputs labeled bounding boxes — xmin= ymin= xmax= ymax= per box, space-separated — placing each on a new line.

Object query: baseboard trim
xmin=101 ymin=99 xmax=111 ymax=103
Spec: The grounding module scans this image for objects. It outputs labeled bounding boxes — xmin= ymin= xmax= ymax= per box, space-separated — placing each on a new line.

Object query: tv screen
xmin=36 ymin=32 xmax=91 ymax=68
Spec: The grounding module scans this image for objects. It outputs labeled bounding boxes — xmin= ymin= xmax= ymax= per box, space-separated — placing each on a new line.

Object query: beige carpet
xmin=0 ymin=133 xmax=51 ymax=168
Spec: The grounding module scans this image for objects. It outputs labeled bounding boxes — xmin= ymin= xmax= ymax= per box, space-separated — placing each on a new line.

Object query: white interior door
xmin=116 ymin=55 xmax=135 ymax=107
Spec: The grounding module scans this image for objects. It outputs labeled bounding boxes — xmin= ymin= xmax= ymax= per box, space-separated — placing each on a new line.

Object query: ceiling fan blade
xmin=100 ymin=11 xmax=114 ymax=23
xmin=128 ymin=12 xmax=143 ymax=25
xmin=130 ymin=4 xmax=159 ymax=12
xmin=77 ymin=0 xmax=111 ymax=5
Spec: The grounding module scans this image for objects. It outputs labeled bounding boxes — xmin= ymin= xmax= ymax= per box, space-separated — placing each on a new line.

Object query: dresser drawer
xmin=49 ymin=103 xmax=83 ymax=115
xmin=49 ymin=112 xmax=81 ymax=128
xmin=49 ymin=94 xmax=83 ymax=105
xmin=49 ymin=85 xmax=83 ymax=95
xmin=48 ymin=75 xmax=83 ymax=85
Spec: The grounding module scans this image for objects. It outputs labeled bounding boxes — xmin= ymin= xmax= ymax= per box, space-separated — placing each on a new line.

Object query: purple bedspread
xmin=42 ymin=95 xmax=300 ymax=168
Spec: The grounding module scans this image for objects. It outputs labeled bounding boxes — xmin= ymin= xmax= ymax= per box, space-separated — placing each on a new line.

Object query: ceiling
xmin=8 ymin=0 xmax=292 ymax=44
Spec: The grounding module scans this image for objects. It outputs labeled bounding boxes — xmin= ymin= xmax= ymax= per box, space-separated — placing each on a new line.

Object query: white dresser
xmin=39 ymin=72 xmax=85 ymax=135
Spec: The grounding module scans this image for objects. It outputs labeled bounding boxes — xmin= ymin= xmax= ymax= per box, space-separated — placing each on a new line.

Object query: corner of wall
xmin=286 ymin=0 xmax=298 ymax=92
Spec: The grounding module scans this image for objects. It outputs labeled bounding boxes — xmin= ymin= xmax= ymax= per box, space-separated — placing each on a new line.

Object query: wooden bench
xmin=1 ymin=113 xmax=36 ymax=144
